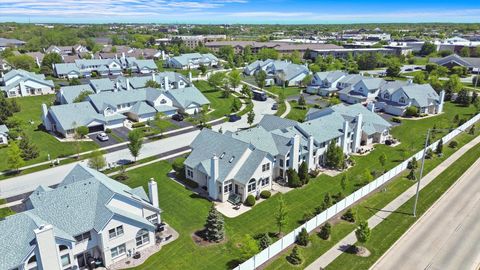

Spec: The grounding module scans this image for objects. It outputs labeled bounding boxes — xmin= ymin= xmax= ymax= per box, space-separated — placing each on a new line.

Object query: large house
xmin=0 ymin=124 xmax=9 ymax=144
xmin=165 ymin=53 xmax=219 ymax=70
xmin=244 ymin=59 xmax=310 ymax=87
xmin=430 ymin=54 xmax=480 ymax=73
xmin=375 ymin=82 xmax=445 ymax=116
xmin=54 ymin=55 xmax=157 ymax=79
xmin=185 ymin=103 xmax=391 ymax=203
xmin=306 ymin=71 xmax=348 ymax=96
xmin=338 ymin=77 xmax=386 ymax=104
xmin=0 ymin=69 xmax=55 ymax=98
xmin=0 ymin=164 xmax=163 ymax=270
xmin=43 ymin=83 xmax=209 ymax=138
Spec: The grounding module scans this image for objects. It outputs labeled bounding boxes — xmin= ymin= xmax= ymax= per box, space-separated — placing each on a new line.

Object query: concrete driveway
xmin=88 ymin=132 xmax=119 ymax=147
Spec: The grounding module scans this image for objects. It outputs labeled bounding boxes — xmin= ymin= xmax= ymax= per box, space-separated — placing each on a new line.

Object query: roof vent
xmin=229 ymin=156 xmax=235 ymax=163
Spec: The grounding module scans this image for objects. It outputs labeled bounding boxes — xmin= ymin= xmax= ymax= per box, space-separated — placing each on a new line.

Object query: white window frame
xmin=135 ymin=230 xmax=150 ymax=247
xmin=108 ymin=225 xmax=124 ymax=239
xmin=147 ymin=214 xmax=159 ymax=225
xmin=60 ymin=254 xmax=71 ymax=267
xmin=110 ymin=244 xmax=126 ymax=259
xmin=247 ymin=179 xmax=256 ymax=192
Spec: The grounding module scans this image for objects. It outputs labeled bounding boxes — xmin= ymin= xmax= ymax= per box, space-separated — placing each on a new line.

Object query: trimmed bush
xmin=296 ymin=228 xmax=309 ymax=246
xmin=105 ymin=128 xmax=112 ymax=134
xmin=287 ymin=246 xmax=303 ymax=265
xmin=341 ymin=208 xmax=356 ymax=223
xmin=405 ymin=106 xmax=419 ymax=117
xmin=260 ymin=190 xmax=271 ymax=199
xmin=449 ymin=140 xmax=458 ymax=148
xmin=132 ymin=122 xmax=147 ymax=128
xmin=391 ymin=117 xmax=402 ymax=123
xmin=245 ymin=195 xmax=256 ymax=207
xmin=319 ymin=222 xmax=331 ymax=240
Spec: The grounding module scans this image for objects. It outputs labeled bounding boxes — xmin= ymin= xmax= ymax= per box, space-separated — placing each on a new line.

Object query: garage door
xmin=88 ymin=125 xmax=104 ymax=133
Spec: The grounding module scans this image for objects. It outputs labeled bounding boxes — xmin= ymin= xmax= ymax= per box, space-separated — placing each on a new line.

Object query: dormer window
xmin=399 ymin=97 xmax=406 ymax=104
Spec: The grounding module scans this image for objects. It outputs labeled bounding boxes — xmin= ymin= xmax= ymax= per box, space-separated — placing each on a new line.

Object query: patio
xmin=108 ymin=224 xmax=179 ymax=270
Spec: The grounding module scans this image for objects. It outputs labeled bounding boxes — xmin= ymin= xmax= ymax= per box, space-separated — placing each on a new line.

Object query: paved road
xmin=305 ymin=135 xmax=480 ymax=270
xmin=371 ymin=158 xmax=480 ymax=270
xmin=0 ymin=97 xmax=275 ymax=199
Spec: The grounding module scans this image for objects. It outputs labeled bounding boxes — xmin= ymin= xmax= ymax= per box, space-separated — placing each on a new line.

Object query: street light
xmin=412 ymin=127 xmax=464 ymax=217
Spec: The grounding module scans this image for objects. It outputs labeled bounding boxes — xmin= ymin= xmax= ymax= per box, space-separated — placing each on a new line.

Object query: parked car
xmin=414 ymin=66 xmax=423 ymax=70
xmin=228 ymin=114 xmax=241 ymax=122
xmin=271 ymin=103 xmax=278 ymax=110
xmin=97 ymin=132 xmax=109 ymax=141
xmin=172 ymin=114 xmax=184 ymax=121
xmin=405 ymin=68 xmax=413 ymax=72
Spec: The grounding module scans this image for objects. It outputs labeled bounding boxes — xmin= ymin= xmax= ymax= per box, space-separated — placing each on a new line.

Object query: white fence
xmin=233 ymin=112 xmax=480 ymax=270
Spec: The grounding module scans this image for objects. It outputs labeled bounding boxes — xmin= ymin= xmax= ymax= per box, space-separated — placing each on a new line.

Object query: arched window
xmin=247 ymin=178 xmax=256 ymax=192
xmin=59 ymin=245 xmax=68 ymax=252
xmin=135 ymin=229 xmax=150 ymax=247
xmin=399 ymin=97 xmax=406 ymax=104
xmin=27 ymin=255 xmax=37 ymax=264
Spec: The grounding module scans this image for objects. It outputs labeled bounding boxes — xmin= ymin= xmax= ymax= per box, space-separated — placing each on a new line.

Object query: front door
xmin=76 ymin=251 xmax=92 ymax=269
xmin=234 ymin=184 xmax=239 ymax=194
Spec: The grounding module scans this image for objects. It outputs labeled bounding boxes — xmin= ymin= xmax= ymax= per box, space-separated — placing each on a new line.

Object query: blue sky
xmin=0 ymin=0 xmax=479 ymax=24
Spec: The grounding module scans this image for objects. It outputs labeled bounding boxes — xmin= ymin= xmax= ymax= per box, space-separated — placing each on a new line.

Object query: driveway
xmin=111 ymin=127 xmax=130 ymax=141
xmin=88 ymin=132 xmax=119 ymax=147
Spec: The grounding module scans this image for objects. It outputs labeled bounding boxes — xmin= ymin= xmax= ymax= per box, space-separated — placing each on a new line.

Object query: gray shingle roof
xmin=55 ymin=63 xmax=81 ymax=75
xmin=171 ymin=53 xmax=218 ymax=66
xmin=0 ymin=124 xmax=8 ymax=134
xmin=168 ymin=86 xmax=210 ymax=109
xmin=48 ymin=101 xmax=106 ymax=131
xmin=401 ymin=84 xmax=440 ymax=107
xmin=1 ymin=69 xmax=54 ymax=91
xmin=59 ymin=84 xmax=95 ymax=103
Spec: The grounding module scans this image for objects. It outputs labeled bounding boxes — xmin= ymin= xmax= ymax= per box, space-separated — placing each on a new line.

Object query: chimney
xmin=188 ymin=71 xmax=192 ymax=83
xmin=438 ymin=90 xmax=445 ymax=113
xmin=342 ymin=120 xmax=350 ymax=153
xmin=148 ymin=178 xmax=159 ymax=208
xmin=368 ymin=102 xmax=375 ymax=112
xmin=164 ymin=76 xmax=169 ymax=90
xmin=151 ymin=72 xmax=156 ymax=83
xmin=126 ymin=78 xmax=130 ymax=91
xmin=115 ymin=81 xmax=120 ymax=91
xmin=122 ymin=52 xmax=126 ymax=59
xmin=407 ymin=79 xmax=413 ymax=84
xmin=290 ymin=134 xmax=300 ymax=171
xmin=34 ymin=225 xmax=62 ymax=270
xmin=352 ymin=113 xmax=363 ymax=153
xmin=41 ymin=103 xmax=52 ymax=131
xmin=208 ymin=154 xmax=219 ymax=199
xmin=306 ymin=135 xmax=315 ymax=170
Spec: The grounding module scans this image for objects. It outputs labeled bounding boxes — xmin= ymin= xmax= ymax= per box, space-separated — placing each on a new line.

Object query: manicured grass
xmin=118 ymin=102 xmax=477 ymax=270
xmin=275 ymin=101 xmax=287 ymax=117
xmin=155 ymin=60 xmax=202 ymax=77
xmin=265 ymin=86 xmax=303 ymax=98
xmin=0 ymin=199 xmax=15 ymax=219
xmin=285 ymin=102 xmax=312 ymax=122
xmin=194 ymin=81 xmax=241 ymax=120
xmin=326 ymin=137 xmax=480 ymax=270
xmin=0 ymin=95 xmax=98 ymax=172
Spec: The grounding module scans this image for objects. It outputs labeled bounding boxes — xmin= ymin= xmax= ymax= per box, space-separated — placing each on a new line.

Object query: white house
xmin=185 ymin=103 xmax=392 ymax=203
xmin=0 ymin=164 xmax=164 ymax=270
xmin=0 ymin=69 xmax=55 ymax=98
xmin=243 ymin=59 xmax=310 ymax=87
xmin=165 ymin=53 xmax=219 ymax=70
xmin=338 ymin=77 xmax=386 ymax=104
xmin=0 ymin=124 xmax=9 ymax=144
xmin=306 ymin=70 xmax=347 ymax=96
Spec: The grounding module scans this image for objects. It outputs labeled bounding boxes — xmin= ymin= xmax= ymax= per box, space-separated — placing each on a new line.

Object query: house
xmin=0 ymin=38 xmax=25 ymax=50
xmin=54 ymin=63 xmax=82 ymax=79
xmin=45 ymin=85 xmax=209 ymax=138
xmin=430 ymin=54 xmax=480 ymax=73
xmin=45 ymin=44 xmax=89 ymax=56
xmin=165 ymin=53 xmax=218 ymax=70
xmin=375 ymin=81 xmax=445 ymax=116
xmin=185 ymin=104 xmax=392 ymax=203
xmin=338 ymin=77 xmax=386 ymax=104
xmin=244 ymin=59 xmax=310 ymax=87
xmin=306 ymin=70 xmax=347 ymax=96
xmin=0 ymin=69 xmax=55 ymax=98
xmin=0 ymin=124 xmax=9 ymax=144
xmin=0 ymin=164 xmax=163 ymax=270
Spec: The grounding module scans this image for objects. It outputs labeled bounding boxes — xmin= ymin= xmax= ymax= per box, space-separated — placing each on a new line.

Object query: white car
xmin=97 ymin=132 xmax=109 ymax=141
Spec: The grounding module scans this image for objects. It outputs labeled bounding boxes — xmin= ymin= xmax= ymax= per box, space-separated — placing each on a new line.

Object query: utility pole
xmin=413 ymin=128 xmax=430 ymax=217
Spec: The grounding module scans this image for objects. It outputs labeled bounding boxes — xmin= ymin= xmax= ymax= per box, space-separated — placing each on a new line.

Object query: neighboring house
xmin=430 ymin=54 xmax=480 ymax=73
xmin=0 ymin=69 xmax=55 ymax=98
xmin=306 ymin=70 xmax=347 ymax=96
xmin=243 ymin=59 xmax=310 ymax=87
xmin=185 ymin=104 xmax=391 ymax=203
xmin=53 ymin=56 xmax=157 ymax=78
xmin=45 ymin=44 xmax=89 ymax=56
xmin=375 ymin=82 xmax=445 ymax=116
xmin=0 ymin=38 xmax=25 ymax=50
xmin=0 ymin=124 xmax=9 ymax=144
xmin=165 ymin=53 xmax=218 ymax=70
xmin=0 ymin=58 xmax=11 ymax=71
xmin=338 ymin=77 xmax=386 ymax=104
xmin=0 ymin=164 xmax=163 ymax=270
xmin=45 ymin=86 xmax=209 ymax=138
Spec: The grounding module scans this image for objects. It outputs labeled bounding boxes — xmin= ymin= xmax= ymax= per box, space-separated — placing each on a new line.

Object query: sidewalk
xmin=305 ymin=134 xmax=480 ymax=270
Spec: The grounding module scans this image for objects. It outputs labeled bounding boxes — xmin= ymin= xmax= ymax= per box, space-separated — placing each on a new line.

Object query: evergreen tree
xmin=407 ymin=169 xmax=416 ymax=180
xmin=407 ymin=157 xmax=418 ymax=170
xmin=341 ymin=208 xmax=356 ymax=223
xmin=298 ymin=161 xmax=310 ymax=185
xmin=204 ymin=204 xmax=225 ymax=242
xmin=287 ymin=168 xmax=302 ymax=188
xmin=325 ymin=141 xmax=344 ymax=170
xmin=7 ymin=142 xmax=25 ymax=172
xmin=319 ymin=222 xmax=331 ymax=240
xmin=257 ymin=233 xmax=272 ymax=250
xmin=296 ymin=228 xmax=309 ymax=246
xmin=18 ymin=133 xmax=39 ymax=160
xmin=287 ymin=246 xmax=303 ymax=265
xmin=436 ymin=139 xmax=443 ymax=155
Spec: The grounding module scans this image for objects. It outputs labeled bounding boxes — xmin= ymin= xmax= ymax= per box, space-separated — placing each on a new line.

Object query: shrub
xmin=407 ymin=169 xmax=416 ymax=180
xmin=105 ymin=128 xmax=112 ymax=134
xmin=287 ymin=246 xmax=303 ymax=265
xmin=319 ymin=222 xmax=331 ymax=240
xmin=245 ymin=195 xmax=256 ymax=207
xmin=407 ymin=157 xmax=418 ymax=170
xmin=341 ymin=208 xmax=356 ymax=223
xmin=449 ymin=140 xmax=458 ymax=148
xmin=425 ymin=148 xmax=433 ymax=159
xmin=257 ymin=233 xmax=272 ymax=250
xmin=260 ymin=190 xmax=271 ymax=199
xmin=132 ymin=122 xmax=147 ymax=128
xmin=405 ymin=106 xmax=419 ymax=117
xmin=75 ymin=126 xmax=88 ymax=138
xmin=391 ymin=117 xmax=402 ymax=123
xmin=296 ymin=228 xmax=309 ymax=246
xmin=302 ymin=211 xmax=315 ymax=223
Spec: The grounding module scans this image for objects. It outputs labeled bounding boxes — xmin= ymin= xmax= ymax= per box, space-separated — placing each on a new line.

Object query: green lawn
xmin=194 ymin=81 xmax=241 ymax=120
xmin=0 ymin=198 xmax=15 ymax=219
xmin=265 ymin=86 xmax=303 ymax=98
xmin=115 ymin=102 xmax=477 ymax=270
xmin=0 ymin=95 xmax=98 ymax=172
xmin=155 ymin=60 xmax=202 ymax=77
xmin=326 ymin=137 xmax=480 ymax=270
xmin=285 ymin=102 xmax=313 ymax=122
xmin=275 ymin=101 xmax=287 ymax=117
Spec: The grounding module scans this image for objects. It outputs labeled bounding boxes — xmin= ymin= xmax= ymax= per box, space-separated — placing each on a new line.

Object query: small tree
xmin=128 ymin=129 xmax=144 ymax=162
xmin=247 ymin=110 xmax=255 ymax=127
xmin=287 ymin=168 xmax=302 ymax=188
xmin=469 ymin=125 xmax=476 ymax=135
xmin=87 ymin=150 xmax=106 ymax=171
xmin=7 ymin=142 xmax=25 ymax=172
xmin=199 ymin=64 xmax=207 ymax=75
xmin=204 ymin=204 xmax=225 ymax=242
xmin=18 ymin=133 xmax=39 ymax=160
xmin=363 ymin=168 xmax=373 ymax=183
xmin=436 ymin=139 xmax=443 ymax=155
xmin=378 ymin=153 xmax=387 ymax=169
xmin=73 ymin=90 xmax=94 ymax=103
xmin=407 ymin=169 xmax=416 ymax=180
xmin=286 ymin=246 xmax=303 ymax=265
xmin=298 ymin=161 xmax=310 ymax=185
xmin=257 ymin=233 xmax=272 ymax=250
xmin=75 ymin=126 xmax=88 ymax=138
xmin=319 ymin=222 xmax=331 ymax=240
xmin=275 ymin=195 xmax=287 ymax=235
xmin=425 ymin=148 xmax=433 ymax=159
xmin=296 ymin=228 xmax=309 ymax=246
xmin=145 ymin=80 xmax=161 ymax=88
xmin=405 ymin=106 xmax=419 ymax=117
xmin=407 ymin=157 xmax=418 ymax=170
xmin=340 ymin=174 xmax=347 ymax=191
xmin=239 ymin=234 xmax=260 ymax=261
xmin=341 ymin=208 xmax=356 ymax=223
xmin=254 ymin=70 xmax=267 ymax=89
xmin=355 ymin=220 xmax=371 ymax=250
xmin=229 ymin=69 xmax=242 ymax=91
xmin=325 ymin=141 xmax=344 ymax=170
xmin=298 ymin=94 xmax=306 ymax=108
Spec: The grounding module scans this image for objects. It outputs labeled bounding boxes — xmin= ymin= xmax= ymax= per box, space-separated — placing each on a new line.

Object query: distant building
xmin=0 ymin=69 xmax=55 ymax=98
xmin=430 ymin=54 xmax=480 ymax=73
xmin=309 ymin=47 xmax=397 ymax=60
xmin=205 ymin=41 xmax=342 ymax=56
xmin=165 ymin=53 xmax=218 ymax=70
xmin=0 ymin=37 xmax=25 ymax=51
